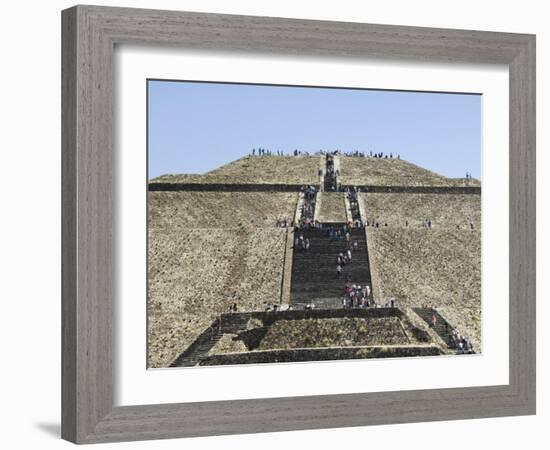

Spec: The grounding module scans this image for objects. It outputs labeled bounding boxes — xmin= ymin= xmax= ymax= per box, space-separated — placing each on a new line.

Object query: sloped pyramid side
xmin=338 ymin=156 xmax=480 ymax=187
xmin=151 ymin=155 xmax=321 ymax=185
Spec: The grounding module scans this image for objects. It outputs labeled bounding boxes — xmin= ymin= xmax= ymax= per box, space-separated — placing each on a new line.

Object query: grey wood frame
xmin=61 ymin=5 xmax=536 ymax=444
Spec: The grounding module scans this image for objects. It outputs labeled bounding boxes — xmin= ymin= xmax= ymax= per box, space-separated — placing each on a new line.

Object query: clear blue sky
xmin=148 ymin=80 xmax=481 ymax=180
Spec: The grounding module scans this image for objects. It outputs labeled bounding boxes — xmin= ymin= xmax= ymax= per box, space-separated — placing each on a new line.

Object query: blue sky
xmin=148 ymin=80 xmax=481 ymax=180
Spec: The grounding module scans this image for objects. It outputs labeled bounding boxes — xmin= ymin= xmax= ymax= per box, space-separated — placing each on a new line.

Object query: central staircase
xmin=324 ymin=154 xmax=337 ymax=191
xmin=290 ymin=226 xmax=371 ymax=309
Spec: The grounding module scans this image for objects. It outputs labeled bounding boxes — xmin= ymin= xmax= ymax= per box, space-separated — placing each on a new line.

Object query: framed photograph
xmin=62 ymin=5 xmax=536 ymax=444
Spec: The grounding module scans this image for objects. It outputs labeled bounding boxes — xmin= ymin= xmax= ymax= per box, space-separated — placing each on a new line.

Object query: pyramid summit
xmin=150 ymin=153 xmax=480 ymax=189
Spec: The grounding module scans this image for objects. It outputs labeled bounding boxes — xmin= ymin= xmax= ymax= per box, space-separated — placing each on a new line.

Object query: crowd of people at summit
xmin=250 ymin=148 xmax=401 ymax=159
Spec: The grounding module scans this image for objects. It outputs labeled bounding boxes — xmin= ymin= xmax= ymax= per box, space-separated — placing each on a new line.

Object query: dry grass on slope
xmin=317 ymin=192 xmax=346 ymax=223
xmin=147 ymin=192 xmax=298 ymax=367
xmin=148 ymin=227 xmax=289 ymax=367
xmin=360 ymin=193 xmax=481 ymax=229
xmin=368 ymin=229 xmax=481 ymax=349
xmin=339 ymin=157 xmax=480 ymax=187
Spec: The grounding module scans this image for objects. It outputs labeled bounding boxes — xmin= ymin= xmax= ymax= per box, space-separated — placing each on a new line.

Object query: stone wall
xmin=200 ymin=345 xmax=443 ymax=366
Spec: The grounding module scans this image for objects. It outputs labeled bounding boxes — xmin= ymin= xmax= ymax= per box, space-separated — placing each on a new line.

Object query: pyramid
xmin=148 ymin=154 xmax=481 ymax=368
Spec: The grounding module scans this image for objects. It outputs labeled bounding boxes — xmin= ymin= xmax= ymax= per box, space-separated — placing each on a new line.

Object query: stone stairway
xmin=170 ymin=320 xmax=223 ymax=367
xmin=290 ymin=227 xmax=371 ymax=309
xmin=298 ymin=186 xmax=317 ymax=227
xmin=170 ymin=313 xmax=253 ymax=367
xmin=348 ymin=190 xmax=361 ymax=222
xmin=412 ymin=308 xmax=457 ymax=349
xmin=324 ymin=154 xmax=337 ymax=191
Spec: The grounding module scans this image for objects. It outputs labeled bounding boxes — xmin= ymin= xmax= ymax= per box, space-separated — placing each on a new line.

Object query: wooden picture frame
xmin=62 ymin=5 xmax=536 ymax=444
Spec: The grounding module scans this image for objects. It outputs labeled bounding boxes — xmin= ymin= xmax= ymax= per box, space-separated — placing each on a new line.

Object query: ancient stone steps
xmin=412 ymin=308 xmax=458 ymax=349
xmin=170 ymin=328 xmax=224 ymax=367
xmin=170 ymin=313 xmax=254 ymax=367
xmin=294 ymin=255 xmax=369 ymax=264
xmin=290 ymin=224 xmax=372 ymax=307
xmin=290 ymin=297 xmax=345 ymax=309
xmin=324 ymin=154 xmax=338 ymax=191
xmin=291 ymin=272 xmax=370 ymax=281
